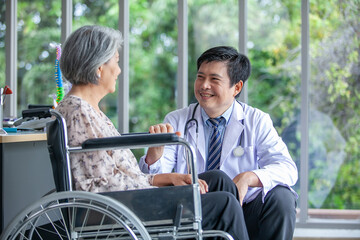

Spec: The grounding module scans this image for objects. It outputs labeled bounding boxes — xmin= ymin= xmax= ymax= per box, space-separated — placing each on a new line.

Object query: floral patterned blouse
xmin=56 ymin=95 xmax=155 ymax=193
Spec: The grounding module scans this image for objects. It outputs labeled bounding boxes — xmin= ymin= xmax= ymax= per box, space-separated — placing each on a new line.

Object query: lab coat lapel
xmin=187 ymin=106 xmax=206 ymax=168
xmin=222 ymin=102 xmax=245 ymax=163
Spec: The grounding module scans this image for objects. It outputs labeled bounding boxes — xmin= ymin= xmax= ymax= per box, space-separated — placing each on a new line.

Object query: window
xmin=307 ymin=0 xmax=359 ymax=219
xmin=129 ymin=0 xmax=178 ymax=133
xmin=188 ymin=0 xmax=239 ymax=103
xmin=0 ymin=0 xmax=5 ymax=88
xmin=17 ymin=1 xmax=61 ymax=114
xmin=248 ymin=0 xmax=302 ymax=209
xmin=3 ymin=0 xmax=360 ymax=232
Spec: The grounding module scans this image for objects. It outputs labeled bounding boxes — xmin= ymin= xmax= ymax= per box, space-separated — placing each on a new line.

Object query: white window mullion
xmin=5 ymin=0 xmax=17 ymax=118
xmin=118 ymin=0 xmax=129 ymax=133
xmin=177 ymin=0 xmax=188 ymax=109
xmin=61 ymin=0 xmax=72 ymax=44
xmin=300 ymin=0 xmax=310 ymax=224
xmin=238 ymin=0 xmax=248 ymax=103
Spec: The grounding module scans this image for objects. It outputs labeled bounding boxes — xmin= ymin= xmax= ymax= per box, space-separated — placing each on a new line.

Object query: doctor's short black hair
xmin=196 ymin=46 xmax=251 ymax=87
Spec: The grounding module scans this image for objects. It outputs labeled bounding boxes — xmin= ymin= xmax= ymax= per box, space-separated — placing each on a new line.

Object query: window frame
xmin=4 ymin=0 xmax=360 ymax=231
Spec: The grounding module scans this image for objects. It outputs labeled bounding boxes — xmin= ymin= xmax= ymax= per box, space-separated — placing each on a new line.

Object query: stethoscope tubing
xmin=183 ymin=103 xmax=200 ymax=137
xmin=183 ymin=101 xmax=245 ymax=157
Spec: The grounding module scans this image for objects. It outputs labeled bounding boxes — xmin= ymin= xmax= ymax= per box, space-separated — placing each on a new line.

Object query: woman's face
xmin=99 ymin=51 xmax=121 ymax=93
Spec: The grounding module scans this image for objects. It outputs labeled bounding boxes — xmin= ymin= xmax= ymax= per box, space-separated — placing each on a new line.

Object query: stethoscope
xmin=183 ymin=101 xmax=245 ymax=157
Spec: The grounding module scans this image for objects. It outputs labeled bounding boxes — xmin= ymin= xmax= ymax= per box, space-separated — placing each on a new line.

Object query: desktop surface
xmin=0 ymin=131 xmax=46 ymax=143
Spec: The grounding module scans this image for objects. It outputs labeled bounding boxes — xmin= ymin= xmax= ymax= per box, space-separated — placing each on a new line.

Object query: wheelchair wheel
xmin=1 ymin=191 xmax=151 ymax=240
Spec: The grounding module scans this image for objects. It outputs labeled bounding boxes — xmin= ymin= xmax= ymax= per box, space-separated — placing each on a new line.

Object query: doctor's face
xmin=194 ymin=61 xmax=242 ymax=118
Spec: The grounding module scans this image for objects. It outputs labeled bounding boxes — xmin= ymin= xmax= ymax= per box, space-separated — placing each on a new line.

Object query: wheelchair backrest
xmin=46 ymin=112 xmax=72 ymax=192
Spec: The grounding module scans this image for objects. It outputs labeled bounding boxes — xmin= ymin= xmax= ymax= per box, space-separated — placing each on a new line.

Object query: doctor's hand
xmin=145 ymin=123 xmax=174 ymax=166
xmin=170 ymin=174 xmax=209 ymax=194
xmin=153 ymin=173 xmax=208 ymax=194
xmin=233 ymin=171 xmax=263 ymax=206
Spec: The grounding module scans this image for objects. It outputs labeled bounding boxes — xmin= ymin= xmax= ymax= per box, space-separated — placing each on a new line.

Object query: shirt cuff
xmin=252 ymin=169 xmax=272 ymax=202
xmin=148 ymin=159 xmax=162 ymax=173
xmin=139 ymin=155 xmax=150 ymax=173
xmin=139 ymin=155 xmax=162 ymax=174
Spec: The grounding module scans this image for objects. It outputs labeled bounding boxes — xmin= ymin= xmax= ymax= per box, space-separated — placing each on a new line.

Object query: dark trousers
xmin=199 ymin=170 xmax=249 ymax=240
xmin=242 ymin=185 xmax=297 ymax=240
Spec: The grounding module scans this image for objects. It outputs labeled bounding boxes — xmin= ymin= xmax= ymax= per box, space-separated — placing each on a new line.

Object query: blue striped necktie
xmin=207 ymin=117 xmax=224 ymax=170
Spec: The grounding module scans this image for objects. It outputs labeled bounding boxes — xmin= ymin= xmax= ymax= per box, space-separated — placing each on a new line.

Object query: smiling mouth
xmin=200 ymin=92 xmax=214 ymax=98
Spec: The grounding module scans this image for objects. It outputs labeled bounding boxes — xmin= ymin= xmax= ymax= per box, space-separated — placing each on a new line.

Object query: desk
xmin=0 ymin=132 xmax=55 ymax=232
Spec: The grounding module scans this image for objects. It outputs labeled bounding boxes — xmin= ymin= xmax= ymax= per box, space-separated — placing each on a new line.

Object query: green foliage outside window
xmin=0 ymin=0 xmax=358 ymax=210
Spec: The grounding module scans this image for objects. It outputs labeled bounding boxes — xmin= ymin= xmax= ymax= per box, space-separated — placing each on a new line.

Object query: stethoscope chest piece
xmin=233 ymin=146 xmax=244 ymax=157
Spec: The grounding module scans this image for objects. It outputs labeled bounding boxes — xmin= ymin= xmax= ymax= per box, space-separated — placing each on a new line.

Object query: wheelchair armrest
xmin=82 ymin=133 xmax=181 ymax=150
xmin=80 ymin=133 xmax=198 ymax=184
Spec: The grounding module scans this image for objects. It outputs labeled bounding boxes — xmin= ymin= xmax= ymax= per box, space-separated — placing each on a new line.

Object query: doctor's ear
xmin=233 ymin=81 xmax=243 ymax=96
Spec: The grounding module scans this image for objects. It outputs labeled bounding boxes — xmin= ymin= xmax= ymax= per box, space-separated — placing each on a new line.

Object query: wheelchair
xmin=1 ymin=109 xmax=234 ymax=240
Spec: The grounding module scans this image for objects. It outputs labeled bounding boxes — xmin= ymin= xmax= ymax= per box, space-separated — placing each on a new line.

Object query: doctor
xmin=139 ymin=46 xmax=298 ymax=240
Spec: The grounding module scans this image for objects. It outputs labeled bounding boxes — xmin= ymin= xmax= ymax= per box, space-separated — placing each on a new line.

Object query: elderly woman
xmin=57 ymin=25 xmax=249 ymax=240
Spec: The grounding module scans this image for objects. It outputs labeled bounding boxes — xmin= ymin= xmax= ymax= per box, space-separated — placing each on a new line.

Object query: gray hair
xmin=60 ymin=25 xmax=123 ymax=85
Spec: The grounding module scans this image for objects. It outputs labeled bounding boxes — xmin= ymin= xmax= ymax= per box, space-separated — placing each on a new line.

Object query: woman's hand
xmin=145 ymin=123 xmax=174 ymax=166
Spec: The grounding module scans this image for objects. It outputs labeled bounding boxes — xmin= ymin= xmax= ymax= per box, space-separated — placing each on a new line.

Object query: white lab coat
xmin=139 ymin=101 xmax=298 ymax=203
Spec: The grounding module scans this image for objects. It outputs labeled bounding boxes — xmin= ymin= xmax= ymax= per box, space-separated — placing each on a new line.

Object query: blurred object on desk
xmin=17 ymin=117 xmax=53 ymax=131
xmin=14 ymin=105 xmax=53 ymax=131
xmin=2 ymin=118 xmax=18 ymax=127
xmin=1 ymin=85 xmax=13 ymax=135
xmin=3 ymin=127 xmax=17 ymax=133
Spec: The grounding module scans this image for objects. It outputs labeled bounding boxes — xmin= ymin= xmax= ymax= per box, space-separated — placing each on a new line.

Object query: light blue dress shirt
xmin=201 ymin=101 xmax=234 ymax=161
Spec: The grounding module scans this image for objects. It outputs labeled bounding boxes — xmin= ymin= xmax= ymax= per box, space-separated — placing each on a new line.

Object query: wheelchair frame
xmin=1 ymin=109 xmax=234 ymax=240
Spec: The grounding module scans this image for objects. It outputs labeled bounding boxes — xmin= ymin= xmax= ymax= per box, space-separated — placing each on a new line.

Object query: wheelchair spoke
xmin=95 ymin=204 xmax=107 ymax=240
xmin=40 ymin=204 xmax=66 ymax=240
xmin=80 ymin=200 xmax=91 ymax=233
xmin=53 ymin=201 xmax=72 ymax=238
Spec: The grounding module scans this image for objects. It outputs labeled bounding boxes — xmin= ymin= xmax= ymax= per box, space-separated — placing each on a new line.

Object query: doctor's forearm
xmin=144 ymin=146 xmax=164 ymax=166
xmin=233 ymin=171 xmax=262 ymax=205
xmin=233 ymin=171 xmax=263 ymax=188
